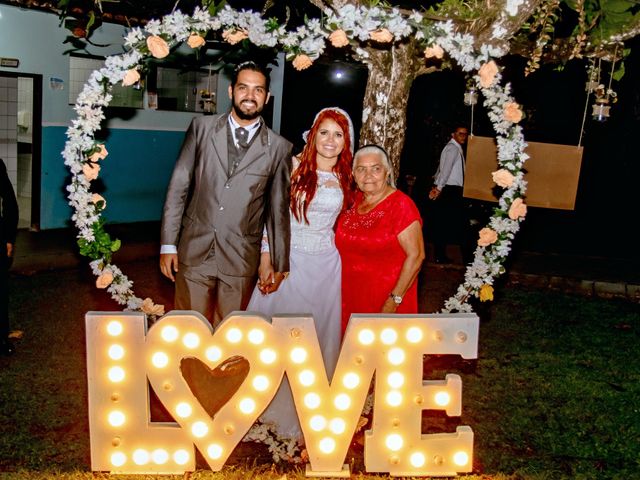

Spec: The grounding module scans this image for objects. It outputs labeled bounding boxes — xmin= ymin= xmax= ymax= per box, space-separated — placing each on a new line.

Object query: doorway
xmin=0 ymin=72 xmax=41 ymax=230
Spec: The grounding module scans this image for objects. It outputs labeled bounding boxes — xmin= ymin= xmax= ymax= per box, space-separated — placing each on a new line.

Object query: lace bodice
xmin=291 ymin=170 xmax=343 ymax=254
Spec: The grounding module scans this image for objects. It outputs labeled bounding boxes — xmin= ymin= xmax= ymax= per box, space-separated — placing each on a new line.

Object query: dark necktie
xmin=235 ymin=127 xmax=249 ymax=148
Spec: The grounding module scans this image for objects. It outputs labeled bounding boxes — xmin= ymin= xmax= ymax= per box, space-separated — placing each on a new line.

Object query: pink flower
xmin=492 ymin=169 xmax=515 ymax=188
xmin=424 ymin=45 xmax=444 ymax=59
xmin=369 ymin=28 xmax=393 ymax=43
xmin=504 ymin=102 xmax=523 ymax=123
xmin=89 ymin=144 xmax=108 ymax=162
xmin=147 ymin=35 xmax=170 ymax=58
xmin=222 ymin=29 xmax=248 ymax=45
xmin=508 ymin=198 xmax=527 ymax=220
xmin=96 ymin=270 xmax=113 ymax=289
xmin=187 ymin=33 xmax=206 ymax=49
xmin=478 ymin=61 xmax=498 ymax=88
xmin=92 ymin=193 xmax=106 ymax=209
xmin=141 ymin=298 xmax=165 ymax=316
xmin=329 ymin=29 xmax=349 ymax=48
xmin=478 ymin=227 xmax=498 ymax=247
xmin=122 ymin=68 xmax=140 ymax=87
xmin=292 ymin=54 xmax=313 ymax=71
xmin=82 ymin=163 xmax=100 ymax=181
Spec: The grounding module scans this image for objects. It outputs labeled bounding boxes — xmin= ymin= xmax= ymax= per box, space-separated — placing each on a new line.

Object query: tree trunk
xmin=358 ymin=40 xmax=422 ymax=179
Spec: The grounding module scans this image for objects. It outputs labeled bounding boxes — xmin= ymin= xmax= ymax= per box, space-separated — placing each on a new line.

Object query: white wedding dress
xmin=246 ymin=169 xmax=343 ymax=443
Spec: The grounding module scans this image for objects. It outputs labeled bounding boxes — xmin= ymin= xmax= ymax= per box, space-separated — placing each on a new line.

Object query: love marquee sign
xmin=85 ymin=311 xmax=478 ymax=477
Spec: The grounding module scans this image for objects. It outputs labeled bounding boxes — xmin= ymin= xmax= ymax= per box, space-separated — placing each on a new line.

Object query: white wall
xmin=0 ymin=4 xmax=285 ymax=130
xmin=0 ymin=76 xmax=18 ymax=185
xmin=0 ymin=4 xmax=286 ymax=228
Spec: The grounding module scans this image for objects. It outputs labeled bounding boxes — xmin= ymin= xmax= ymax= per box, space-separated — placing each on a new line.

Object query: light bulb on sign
xmin=182 ymin=332 xmax=200 ymax=349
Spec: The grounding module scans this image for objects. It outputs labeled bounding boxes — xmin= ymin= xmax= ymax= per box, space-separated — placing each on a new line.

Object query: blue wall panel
xmin=41 ymin=126 xmax=185 ymax=229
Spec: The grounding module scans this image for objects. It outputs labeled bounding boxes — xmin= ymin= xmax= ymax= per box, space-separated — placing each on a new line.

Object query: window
xmin=69 ymin=54 xmax=144 ymax=109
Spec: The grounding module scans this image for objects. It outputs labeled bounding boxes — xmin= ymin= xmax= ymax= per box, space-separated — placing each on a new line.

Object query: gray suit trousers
xmin=175 ymin=252 xmax=257 ymax=328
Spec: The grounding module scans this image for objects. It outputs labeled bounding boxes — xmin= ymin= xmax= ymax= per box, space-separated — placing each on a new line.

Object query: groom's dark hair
xmin=231 ymin=61 xmax=271 ymax=90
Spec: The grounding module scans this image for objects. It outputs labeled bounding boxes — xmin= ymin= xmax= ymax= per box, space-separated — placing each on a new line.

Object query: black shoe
xmin=435 ymin=256 xmax=452 ymax=264
xmin=0 ymin=339 xmax=14 ymax=356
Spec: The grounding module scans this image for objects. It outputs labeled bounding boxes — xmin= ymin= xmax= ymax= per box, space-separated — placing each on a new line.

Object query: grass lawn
xmin=1 ymin=259 xmax=638 ymax=479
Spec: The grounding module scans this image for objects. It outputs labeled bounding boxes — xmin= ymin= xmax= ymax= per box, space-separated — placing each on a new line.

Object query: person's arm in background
xmin=0 ymin=160 xmax=18 ymax=259
xmin=429 ymin=142 xmax=456 ymax=200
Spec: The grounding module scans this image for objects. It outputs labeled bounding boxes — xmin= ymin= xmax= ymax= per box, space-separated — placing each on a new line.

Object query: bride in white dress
xmin=245 ymin=107 xmax=355 ymax=454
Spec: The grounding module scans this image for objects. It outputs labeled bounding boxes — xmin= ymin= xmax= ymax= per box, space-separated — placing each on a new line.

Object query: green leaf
xmin=86 ymin=11 xmax=96 ymax=32
xmin=602 ymin=0 xmax=635 ymax=14
xmin=612 ymin=62 xmax=625 ymax=81
xmin=203 ymin=0 xmax=227 ymax=16
xmin=110 ymin=239 xmax=121 ymax=252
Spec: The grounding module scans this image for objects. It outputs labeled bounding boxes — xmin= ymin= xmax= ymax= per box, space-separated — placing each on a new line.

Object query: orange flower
xmin=369 ymin=28 xmax=393 ymax=43
xmin=504 ymin=102 xmax=523 ymax=123
xmin=329 ymin=29 xmax=349 ymax=48
xmin=292 ymin=54 xmax=313 ymax=71
xmin=424 ymin=45 xmax=444 ymax=59
xmin=478 ymin=61 xmax=498 ymax=88
xmin=92 ymin=193 xmax=106 ymax=209
xmin=479 ymin=284 xmax=494 ymax=302
xmin=89 ymin=144 xmax=108 ymax=162
xmin=508 ymin=198 xmax=527 ymax=220
xmin=96 ymin=271 xmax=114 ymax=289
xmin=478 ymin=227 xmax=498 ymax=247
xmin=492 ymin=169 xmax=515 ymax=188
xmin=142 ymin=298 xmax=165 ymax=316
xmin=122 ymin=68 xmax=140 ymax=87
xmin=222 ymin=29 xmax=248 ymax=45
xmin=82 ymin=162 xmax=100 ymax=181
xmin=147 ymin=35 xmax=170 ymax=59
xmin=187 ymin=33 xmax=206 ymax=48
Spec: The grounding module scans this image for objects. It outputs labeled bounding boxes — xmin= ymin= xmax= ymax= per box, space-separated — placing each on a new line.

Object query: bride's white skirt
xmin=246 ymin=246 xmax=341 ymax=442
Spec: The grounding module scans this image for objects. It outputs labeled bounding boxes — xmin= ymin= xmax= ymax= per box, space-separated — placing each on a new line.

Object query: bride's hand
xmin=259 ymin=272 xmax=287 ymax=295
xmin=258 ymin=253 xmax=274 ymax=293
xmin=266 ymin=272 xmax=287 ymax=294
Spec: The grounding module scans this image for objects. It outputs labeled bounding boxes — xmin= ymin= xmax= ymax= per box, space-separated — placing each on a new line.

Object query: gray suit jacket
xmin=161 ymin=113 xmax=292 ymax=277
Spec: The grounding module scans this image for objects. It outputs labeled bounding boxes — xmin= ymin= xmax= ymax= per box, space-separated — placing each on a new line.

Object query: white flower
xmin=409 ymin=11 xmax=423 ymax=23
xmin=506 ymin=0 xmax=525 ymax=16
xmin=123 ymin=28 xmax=146 ymax=48
xmin=144 ymin=19 xmax=162 ymax=35
xmin=492 ymin=24 xmax=508 ymax=39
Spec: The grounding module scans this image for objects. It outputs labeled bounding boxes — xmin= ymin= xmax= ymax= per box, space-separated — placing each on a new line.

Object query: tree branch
xmin=471 ymin=0 xmax=546 ymax=48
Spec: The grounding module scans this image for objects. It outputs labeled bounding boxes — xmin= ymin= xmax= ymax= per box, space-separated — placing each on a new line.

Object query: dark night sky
xmin=281 ymin=38 xmax=640 ymax=260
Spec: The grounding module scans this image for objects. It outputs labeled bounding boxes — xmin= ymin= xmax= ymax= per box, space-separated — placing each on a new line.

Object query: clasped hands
xmin=257 ymin=251 xmax=286 ymax=295
xmin=257 ymin=270 xmax=287 ymax=295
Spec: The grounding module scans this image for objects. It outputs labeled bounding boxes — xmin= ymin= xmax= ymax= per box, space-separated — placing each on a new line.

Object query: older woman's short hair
xmin=353 ymin=144 xmax=396 ymax=187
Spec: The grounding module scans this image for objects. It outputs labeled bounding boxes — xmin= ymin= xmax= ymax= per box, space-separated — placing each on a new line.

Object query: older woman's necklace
xmin=358 ymin=186 xmax=394 ymax=214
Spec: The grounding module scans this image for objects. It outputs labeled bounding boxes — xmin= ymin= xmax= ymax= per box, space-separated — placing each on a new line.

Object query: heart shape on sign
xmin=181 ymin=356 xmax=250 ymax=418
xmin=144 ymin=312 xmax=286 ymax=470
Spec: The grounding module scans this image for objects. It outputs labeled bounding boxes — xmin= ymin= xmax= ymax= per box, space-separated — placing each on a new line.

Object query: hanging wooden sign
xmin=464 ymin=136 xmax=584 ymax=210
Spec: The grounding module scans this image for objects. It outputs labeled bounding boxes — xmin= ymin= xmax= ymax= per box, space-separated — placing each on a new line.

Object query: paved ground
xmin=10 ymin=221 xmax=640 ymax=311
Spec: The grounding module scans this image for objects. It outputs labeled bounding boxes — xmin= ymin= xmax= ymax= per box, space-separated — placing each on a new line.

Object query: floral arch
xmin=63 ymin=3 xmax=529 ymax=318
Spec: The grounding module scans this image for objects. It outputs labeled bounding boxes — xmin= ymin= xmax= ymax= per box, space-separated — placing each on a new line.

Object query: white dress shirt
xmin=433 ymin=138 xmax=465 ymax=190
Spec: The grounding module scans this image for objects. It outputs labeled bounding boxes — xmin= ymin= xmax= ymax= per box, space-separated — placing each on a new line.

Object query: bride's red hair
xmin=290 ymin=109 xmax=355 ymax=223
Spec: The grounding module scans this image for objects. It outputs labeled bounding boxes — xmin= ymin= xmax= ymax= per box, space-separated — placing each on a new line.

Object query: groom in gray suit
xmin=160 ymin=61 xmax=293 ymax=327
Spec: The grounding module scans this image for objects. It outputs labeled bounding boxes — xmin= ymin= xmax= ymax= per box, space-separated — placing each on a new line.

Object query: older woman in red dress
xmin=335 ymin=145 xmax=425 ymax=334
